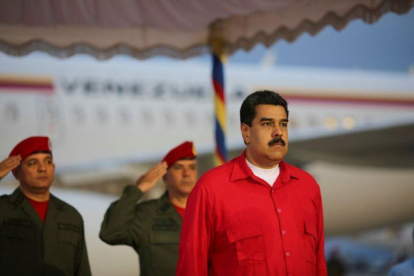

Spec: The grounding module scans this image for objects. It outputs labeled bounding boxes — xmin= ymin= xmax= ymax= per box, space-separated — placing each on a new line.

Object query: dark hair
xmin=240 ymin=90 xmax=289 ymax=126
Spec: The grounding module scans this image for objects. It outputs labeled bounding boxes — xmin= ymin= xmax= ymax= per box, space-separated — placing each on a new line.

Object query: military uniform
xmin=0 ymin=188 xmax=91 ymax=276
xmin=100 ymin=185 xmax=182 ymax=276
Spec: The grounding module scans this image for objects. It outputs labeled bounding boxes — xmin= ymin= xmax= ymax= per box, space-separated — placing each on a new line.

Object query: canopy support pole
xmin=211 ymin=39 xmax=228 ymax=166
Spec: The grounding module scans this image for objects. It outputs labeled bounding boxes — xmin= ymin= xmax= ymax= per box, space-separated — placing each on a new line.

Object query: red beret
xmin=9 ymin=136 xmax=52 ymax=161
xmin=162 ymin=141 xmax=196 ymax=168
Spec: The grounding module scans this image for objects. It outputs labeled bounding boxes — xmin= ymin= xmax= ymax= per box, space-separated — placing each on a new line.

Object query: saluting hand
xmin=136 ymin=161 xmax=168 ymax=193
xmin=0 ymin=155 xmax=21 ymax=180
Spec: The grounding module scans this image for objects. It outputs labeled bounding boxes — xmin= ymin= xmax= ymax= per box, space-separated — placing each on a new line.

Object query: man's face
xmin=15 ymin=153 xmax=55 ymax=194
xmin=241 ymin=104 xmax=289 ymax=168
xmin=164 ymin=159 xmax=197 ymax=198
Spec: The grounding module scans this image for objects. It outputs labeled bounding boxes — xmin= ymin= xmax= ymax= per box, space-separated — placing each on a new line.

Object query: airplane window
xmin=95 ymin=106 xmax=109 ymax=125
xmin=72 ymin=105 xmax=86 ymax=125
xmin=342 ymin=116 xmax=356 ymax=130
xmin=228 ymin=114 xmax=238 ymax=127
xmin=139 ymin=109 xmax=153 ymax=126
xmin=4 ymin=102 xmax=20 ymax=123
xmin=231 ymin=88 xmax=247 ymax=100
xmin=119 ymin=108 xmax=132 ymax=126
xmin=204 ymin=111 xmax=213 ymax=126
xmin=164 ymin=110 xmax=175 ymax=127
xmin=308 ymin=116 xmax=319 ymax=128
xmin=324 ymin=117 xmax=338 ymax=130
xmin=186 ymin=111 xmax=197 ymax=126
xmin=45 ymin=100 xmax=60 ymax=122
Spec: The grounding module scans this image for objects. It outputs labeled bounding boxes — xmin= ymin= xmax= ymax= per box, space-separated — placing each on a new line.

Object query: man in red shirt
xmin=100 ymin=141 xmax=198 ymax=276
xmin=177 ymin=91 xmax=327 ymax=276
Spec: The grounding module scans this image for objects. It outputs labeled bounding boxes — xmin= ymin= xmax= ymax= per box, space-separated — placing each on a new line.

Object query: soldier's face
xmin=15 ymin=153 xmax=55 ymax=194
xmin=164 ymin=159 xmax=197 ymax=198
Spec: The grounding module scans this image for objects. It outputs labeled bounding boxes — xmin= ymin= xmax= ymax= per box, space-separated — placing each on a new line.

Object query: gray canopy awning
xmin=0 ymin=0 xmax=412 ymax=60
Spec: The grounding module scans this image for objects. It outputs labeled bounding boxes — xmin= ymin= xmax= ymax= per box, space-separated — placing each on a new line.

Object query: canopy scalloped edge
xmin=223 ymin=0 xmax=414 ymax=55
xmin=0 ymin=0 xmax=412 ymax=60
xmin=0 ymin=39 xmax=210 ymax=60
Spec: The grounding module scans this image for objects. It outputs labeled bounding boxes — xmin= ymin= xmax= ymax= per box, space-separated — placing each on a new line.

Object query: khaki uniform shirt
xmin=0 ymin=188 xmax=91 ymax=276
xmin=100 ymin=186 xmax=182 ymax=276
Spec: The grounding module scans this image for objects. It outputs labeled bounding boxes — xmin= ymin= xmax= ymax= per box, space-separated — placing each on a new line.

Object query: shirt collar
xmin=230 ymin=150 xmax=298 ymax=184
xmin=10 ymin=187 xmax=62 ymax=211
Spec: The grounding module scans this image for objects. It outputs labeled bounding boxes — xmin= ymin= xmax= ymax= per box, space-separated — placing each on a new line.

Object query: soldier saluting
xmin=0 ymin=136 xmax=91 ymax=276
xmin=100 ymin=141 xmax=198 ymax=276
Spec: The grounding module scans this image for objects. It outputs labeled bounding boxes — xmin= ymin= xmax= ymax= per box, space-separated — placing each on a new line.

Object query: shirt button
xmin=271 ymin=190 xmax=274 ymax=193
xmin=282 ymin=230 xmax=286 ymax=235
xmin=286 ymin=252 xmax=290 ymax=257
xmin=277 ymin=208 xmax=282 ymax=213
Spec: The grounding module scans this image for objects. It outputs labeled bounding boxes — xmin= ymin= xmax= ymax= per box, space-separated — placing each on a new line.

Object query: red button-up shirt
xmin=177 ymin=152 xmax=327 ymax=276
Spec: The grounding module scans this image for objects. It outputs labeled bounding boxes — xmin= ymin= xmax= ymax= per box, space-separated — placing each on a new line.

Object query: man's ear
xmin=240 ymin=123 xmax=251 ymax=145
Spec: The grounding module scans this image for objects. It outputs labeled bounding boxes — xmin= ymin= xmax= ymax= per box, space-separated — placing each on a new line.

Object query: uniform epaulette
xmin=11 ymin=192 xmax=25 ymax=207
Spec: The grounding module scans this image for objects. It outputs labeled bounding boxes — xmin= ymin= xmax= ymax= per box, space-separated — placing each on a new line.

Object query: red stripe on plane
xmin=0 ymin=83 xmax=54 ymax=94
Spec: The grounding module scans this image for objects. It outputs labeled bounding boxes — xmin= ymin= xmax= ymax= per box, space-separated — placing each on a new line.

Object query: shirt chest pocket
xmin=226 ymin=224 xmax=265 ymax=265
xmin=58 ymin=223 xmax=80 ymax=247
xmin=148 ymin=230 xmax=180 ymax=276
xmin=304 ymin=217 xmax=317 ymax=264
xmin=150 ymin=230 xmax=180 ymax=244
xmin=1 ymin=219 xmax=37 ymax=261
xmin=57 ymin=223 xmax=80 ymax=271
xmin=2 ymin=218 xmax=34 ymax=241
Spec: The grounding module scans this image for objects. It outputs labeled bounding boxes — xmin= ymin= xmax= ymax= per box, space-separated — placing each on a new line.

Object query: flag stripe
xmin=212 ymin=52 xmax=228 ymax=166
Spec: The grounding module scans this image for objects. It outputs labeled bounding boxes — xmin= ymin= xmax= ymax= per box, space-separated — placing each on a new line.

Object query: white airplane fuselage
xmin=1 ymin=54 xmax=414 ymax=238
xmin=1 ymin=55 xmax=413 ymax=168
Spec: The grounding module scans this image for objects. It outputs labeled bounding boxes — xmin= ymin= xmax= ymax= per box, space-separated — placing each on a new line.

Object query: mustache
xmin=268 ymin=137 xmax=286 ymax=146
